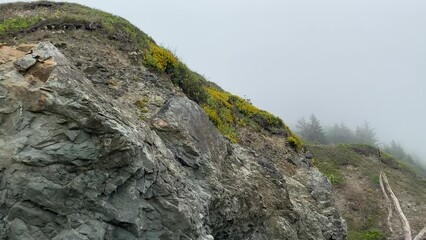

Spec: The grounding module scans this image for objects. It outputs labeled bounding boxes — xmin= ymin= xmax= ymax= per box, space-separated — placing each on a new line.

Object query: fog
xmin=2 ymin=0 xmax=425 ymax=163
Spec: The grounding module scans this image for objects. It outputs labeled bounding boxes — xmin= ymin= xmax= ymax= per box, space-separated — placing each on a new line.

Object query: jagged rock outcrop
xmin=0 ymin=3 xmax=347 ymax=237
xmin=0 ymin=41 xmax=345 ymax=240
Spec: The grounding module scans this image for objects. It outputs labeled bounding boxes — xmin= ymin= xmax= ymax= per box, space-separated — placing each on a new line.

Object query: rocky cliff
xmin=0 ymin=2 xmax=346 ymax=239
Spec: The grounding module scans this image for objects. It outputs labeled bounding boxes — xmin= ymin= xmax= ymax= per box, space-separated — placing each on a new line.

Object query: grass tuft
xmin=0 ymin=16 xmax=40 ymax=35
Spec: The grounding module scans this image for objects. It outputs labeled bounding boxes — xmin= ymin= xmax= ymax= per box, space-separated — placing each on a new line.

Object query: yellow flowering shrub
xmin=206 ymin=87 xmax=232 ymax=108
xmin=203 ymin=105 xmax=222 ymax=126
xmin=143 ymin=43 xmax=178 ymax=73
xmin=202 ymin=86 xmax=299 ymax=145
xmin=287 ymin=134 xmax=303 ymax=152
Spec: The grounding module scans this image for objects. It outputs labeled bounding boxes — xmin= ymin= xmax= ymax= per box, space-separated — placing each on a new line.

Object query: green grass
xmin=370 ymin=174 xmax=380 ymax=188
xmin=308 ymin=143 xmax=413 ymax=186
xmin=0 ymin=2 xmax=153 ymax=47
xmin=308 ymin=143 xmax=426 ymax=240
xmin=0 ymin=16 xmax=41 ymax=35
xmin=348 ymin=229 xmax=386 ymax=240
xmin=308 ymin=144 xmax=366 ymax=185
xmin=309 ymin=144 xmax=385 ymax=238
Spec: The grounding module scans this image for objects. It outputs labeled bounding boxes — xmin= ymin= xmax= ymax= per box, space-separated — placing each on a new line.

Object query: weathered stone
xmin=305 ymin=152 xmax=314 ymax=159
xmin=52 ymin=230 xmax=89 ymax=240
xmin=152 ymin=96 xmax=227 ymax=168
xmin=14 ymin=55 xmax=36 ymax=71
xmin=0 ymin=41 xmax=347 ymax=240
xmin=152 ymin=95 xmax=164 ymax=107
xmin=0 ymin=45 xmax=26 ymax=64
xmin=16 ymin=44 xmax=36 ymax=53
xmin=30 ymin=41 xmax=65 ymax=63
xmin=26 ymin=58 xmax=56 ymax=82
xmin=7 ymin=219 xmax=35 ymax=240
xmin=0 ymin=85 xmax=7 ymax=98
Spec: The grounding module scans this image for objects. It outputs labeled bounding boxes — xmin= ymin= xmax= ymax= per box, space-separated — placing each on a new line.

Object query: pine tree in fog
xmin=355 ymin=121 xmax=377 ymax=145
xmin=296 ymin=114 xmax=326 ymax=144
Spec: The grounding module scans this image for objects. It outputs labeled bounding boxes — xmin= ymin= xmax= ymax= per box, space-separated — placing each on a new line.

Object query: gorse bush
xmin=231 ymin=95 xmax=283 ymax=130
xmin=141 ymin=43 xmax=207 ymax=103
xmin=203 ymin=105 xmax=222 ymax=126
xmin=143 ymin=43 xmax=178 ymax=73
xmin=202 ymin=88 xmax=238 ymax=142
xmin=202 ymin=87 xmax=300 ymax=144
xmin=287 ymin=135 xmax=303 ymax=152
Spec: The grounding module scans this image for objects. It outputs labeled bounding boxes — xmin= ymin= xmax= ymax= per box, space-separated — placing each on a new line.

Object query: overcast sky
xmin=2 ymin=0 xmax=425 ymax=161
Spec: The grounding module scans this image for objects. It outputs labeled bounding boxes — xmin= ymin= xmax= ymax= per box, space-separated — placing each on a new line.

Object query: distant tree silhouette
xmin=355 ymin=121 xmax=377 ymax=145
xmin=384 ymin=140 xmax=413 ymax=164
xmin=296 ymin=114 xmax=326 ymax=144
xmin=325 ymin=123 xmax=355 ymax=144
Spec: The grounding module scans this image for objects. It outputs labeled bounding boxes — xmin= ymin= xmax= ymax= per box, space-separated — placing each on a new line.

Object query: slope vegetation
xmin=0 ymin=1 xmax=301 ymax=147
xmin=308 ymin=144 xmax=426 ymax=240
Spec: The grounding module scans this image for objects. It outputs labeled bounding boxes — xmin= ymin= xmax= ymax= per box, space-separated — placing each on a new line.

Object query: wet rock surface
xmin=0 ymin=42 xmax=346 ymax=239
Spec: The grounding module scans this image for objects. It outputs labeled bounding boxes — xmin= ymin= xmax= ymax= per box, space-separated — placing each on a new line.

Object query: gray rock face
xmin=0 ymin=42 xmax=346 ymax=239
xmin=14 ymin=55 xmax=36 ymax=71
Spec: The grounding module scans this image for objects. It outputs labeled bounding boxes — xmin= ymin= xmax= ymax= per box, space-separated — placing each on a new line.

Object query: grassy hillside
xmin=3 ymin=2 xmax=426 ymax=239
xmin=307 ymin=144 xmax=426 ymax=240
xmin=0 ymin=1 xmax=302 ymax=148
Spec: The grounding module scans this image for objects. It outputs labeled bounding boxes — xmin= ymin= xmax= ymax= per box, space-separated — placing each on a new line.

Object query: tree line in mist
xmin=296 ymin=114 xmax=424 ymax=169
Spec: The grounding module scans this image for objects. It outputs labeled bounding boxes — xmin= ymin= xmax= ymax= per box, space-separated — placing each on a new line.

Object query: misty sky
xmin=2 ymin=0 xmax=425 ymax=161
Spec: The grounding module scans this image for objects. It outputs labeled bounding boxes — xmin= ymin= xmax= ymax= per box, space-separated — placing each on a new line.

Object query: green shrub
xmin=143 ymin=43 xmax=178 ymax=73
xmin=203 ymin=105 xmax=222 ymax=126
xmin=305 ymin=146 xmax=346 ymax=184
xmin=201 ymin=86 xmax=290 ymax=142
xmin=176 ymin=67 xmax=208 ymax=103
xmin=0 ymin=16 xmax=40 ymax=35
xmin=202 ymin=93 xmax=236 ymax=143
xmin=348 ymin=229 xmax=386 ymax=240
xmin=134 ymin=98 xmax=148 ymax=114
xmin=287 ymin=135 xmax=303 ymax=151
xmin=325 ymin=172 xmax=344 ymax=185
xmin=370 ymin=174 xmax=380 ymax=186
xmin=361 ymin=229 xmax=386 ymax=240
xmin=134 ymin=99 xmax=147 ymax=109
